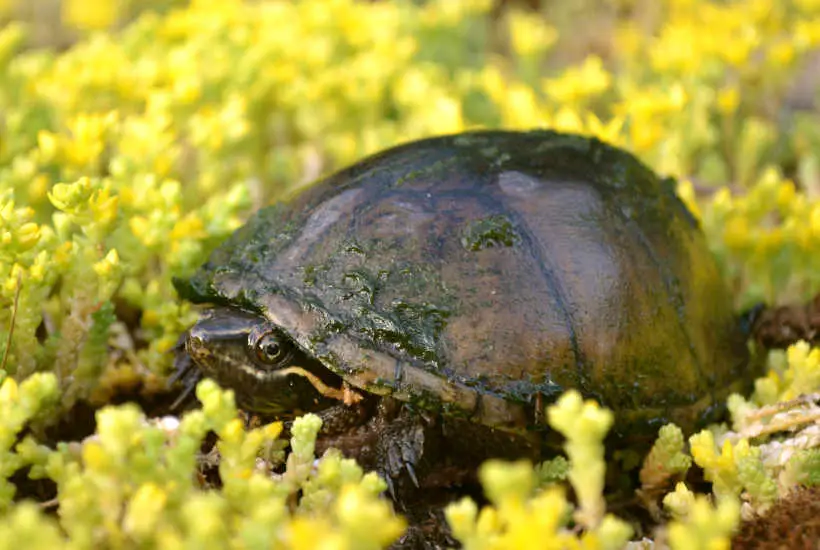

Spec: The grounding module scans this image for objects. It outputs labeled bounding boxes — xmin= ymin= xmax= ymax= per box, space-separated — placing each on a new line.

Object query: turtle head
xmin=184 ymin=307 xmax=344 ymax=417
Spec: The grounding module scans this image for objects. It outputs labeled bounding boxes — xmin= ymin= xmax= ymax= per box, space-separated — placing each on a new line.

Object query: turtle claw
xmin=405 ymin=462 xmax=420 ymax=489
xmin=168 ymin=379 xmax=197 ymax=412
xmin=385 ymin=475 xmax=399 ymax=504
xmin=377 ymin=417 xmax=426 ymax=500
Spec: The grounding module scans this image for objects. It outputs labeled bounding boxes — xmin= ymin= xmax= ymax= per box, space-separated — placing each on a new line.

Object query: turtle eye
xmin=251 ymin=330 xmax=294 ymax=368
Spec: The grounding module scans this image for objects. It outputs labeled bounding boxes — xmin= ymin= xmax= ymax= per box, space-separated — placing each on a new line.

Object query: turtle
xmin=172 ymin=129 xmax=760 ymax=497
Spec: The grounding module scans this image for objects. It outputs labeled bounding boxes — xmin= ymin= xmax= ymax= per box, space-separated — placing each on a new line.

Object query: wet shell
xmin=176 ymin=130 xmax=755 ymax=440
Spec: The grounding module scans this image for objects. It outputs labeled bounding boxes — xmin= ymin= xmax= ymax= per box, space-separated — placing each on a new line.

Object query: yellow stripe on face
xmin=277 ymin=366 xmax=362 ymax=404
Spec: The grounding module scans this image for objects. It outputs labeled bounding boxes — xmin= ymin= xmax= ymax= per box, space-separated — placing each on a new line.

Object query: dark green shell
xmin=177 ymin=130 xmax=754 ymax=439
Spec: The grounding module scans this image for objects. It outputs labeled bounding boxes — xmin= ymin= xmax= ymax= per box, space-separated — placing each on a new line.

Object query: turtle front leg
xmin=310 ymin=396 xmax=441 ymax=501
xmin=369 ymin=399 xmax=429 ymax=499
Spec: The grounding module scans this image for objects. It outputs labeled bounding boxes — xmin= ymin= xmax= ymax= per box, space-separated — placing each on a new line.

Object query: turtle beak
xmin=168 ymin=308 xmax=266 ymax=411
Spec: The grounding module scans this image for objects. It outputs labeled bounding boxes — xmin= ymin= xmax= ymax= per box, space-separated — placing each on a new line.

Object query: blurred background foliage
xmin=0 ymin=0 xmax=819 ymax=547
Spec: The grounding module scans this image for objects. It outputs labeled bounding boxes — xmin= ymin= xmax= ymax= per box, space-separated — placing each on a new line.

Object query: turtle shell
xmin=176 ymin=130 xmax=754 ymax=440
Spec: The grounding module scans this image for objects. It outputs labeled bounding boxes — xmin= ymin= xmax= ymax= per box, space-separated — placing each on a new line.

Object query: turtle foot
xmin=753 ymin=293 xmax=820 ymax=349
xmin=376 ymin=415 xmax=426 ymax=501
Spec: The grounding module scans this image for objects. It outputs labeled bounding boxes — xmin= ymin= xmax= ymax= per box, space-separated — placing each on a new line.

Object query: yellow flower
xmin=716 ymin=87 xmax=740 ymax=115
xmin=675 ymin=180 xmax=701 ymax=222
xmin=335 ymin=484 xmax=406 ymax=546
xmin=585 ymin=113 xmax=625 ymax=146
xmin=629 ymin=121 xmax=664 ymax=153
xmin=37 ymin=131 xmax=60 ymax=163
xmin=507 ymin=10 xmax=558 ymax=57
xmin=81 ymin=440 xmax=110 ymax=472
xmin=92 ymin=249 xmax=120 ymax=278
xmin=781 ymin=341 xmax=820 ymax=400
xmin=722 ymin=216 xmax=750 ymax=251
xmin=795 ymin=0 xmax=820 ymax=12
xmin=614 ymin=24 xmax=643 ymax=61
xmin=710 ymin=187 xmax=734 ymax=215
xmin=53 ymin=242 xmax=75 ymax=267
xmin=663 ymin=482 xmax=696 ymax=520
xmin=479 ymin=460 xmax=534 ymax=506
xmin=667 ymin=495 xmax=739 ymax=550
xmin=809 ymin=205 xmax=820 ymax=240
xmin=262 ymin=421 xmax=283 ymax=441
xmin=220 ymin=418 xmax=245 ymax=446
xmin=89 ymin=187 xmax=119 ymax=228
xmin=62 ymin=0 xmax=120 ymax=30
xmin=688 ymin=430 xmax=719 ymax=469
xmin=129 ymin=216 xmax=152 ymax=246
xmin=15 ymin=222 xmax=41 ymax=251
xmin=29 ymin=252 xmax=48 ymax=282
xmin=544 ymin=56 xmax=611 ymax=105
xmin=501 ymin=84 xmax=542 ymax=129
xmin=478 ymin=64 xmax=507 ymax=104
xmin=445 ymin=497 xmax=479 ymax=542
xmin=48 ymin=178 xmax=93 ymax=213
xmin=0 ymin=377 xmax=18 ymax=403
xmin=170 ymin=214 xmax=206 ymax=241
xmin=768 ymin=41 xmax=795 ymax=66
xmin=428 ymin=95 xmax=465 ymax=135
xmin=720 ymin=26 xmax=759 ymax=67
xmin=650 ymin=22 xmax=704 ymax=74
xmin=124 ymin=483 xmax=167 ymax=537
xmin=2 ymin=264 xmax=24 ymax=294
xmin=795 ymin=18 xmax=820 ymax=49
xmin=775 ymin=180 xmax=796 ymax=211
xmin=752 ymin=370 xmax=782 ymax=405
xmin=174 ymin=75 xmax=202 ymax=104
xmin=619 ymin=84 xmax=688 ymax=118
xmin=421 ymin=0 xmax=493 ymax=26
xmin=501 ymin=488 xmax=572 ymax=549
xmin=61 ymin=113 xmax=116 ymax=168
xmin=394 ymin=67 xmax=436 ymax=107
xmin=547 ymin=391 xmax=612 ymax=530
xmin=288 ymin=517 xmax=338 ymax=550
xmin=29 ymin=175 xmax=51 ymax=202
xmin=552 ymin=107 xmax=584 ymax=135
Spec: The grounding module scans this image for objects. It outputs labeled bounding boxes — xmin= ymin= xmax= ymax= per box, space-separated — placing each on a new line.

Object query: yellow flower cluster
xmin=688 ymin=431 xmax=777 ymax=505
xmin=1 ymin=378 xmax=404 ymax=549
xmin=0 ymin=373 xmax=58 ymax=511
xmin=753 ymin=341 xmax=820 ymax=404
xmin=665 ymin=484 xmax=741 ymax=550
xmin=446 ymin=392 xmax=632 ymax=550
xmin=701 ymin=169 xmax=820 ymax=306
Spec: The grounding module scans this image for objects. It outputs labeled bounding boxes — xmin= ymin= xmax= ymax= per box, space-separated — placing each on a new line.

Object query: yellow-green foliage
xmin=1 ymin=377 xmax=403 ymax=549
xmin=444 ymin=392 xmax=634 ymax=550
xmin=1 ymin=0 xmax=820 ymax=548
xmin=0 ymin=373 xmax=57 ymax=510
xmin=664 ymin=483 xmax=741 ymax=550
xmin=752 ymin=340 xmax=820 ymax=405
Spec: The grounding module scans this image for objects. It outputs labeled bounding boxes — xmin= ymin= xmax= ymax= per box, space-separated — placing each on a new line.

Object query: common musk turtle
xmin=173 ymin=130 xmax=757 ymax=494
